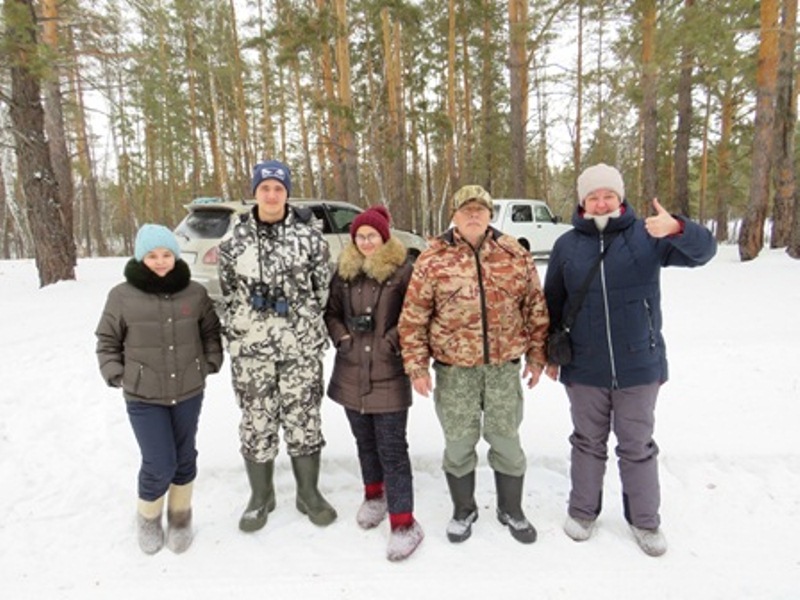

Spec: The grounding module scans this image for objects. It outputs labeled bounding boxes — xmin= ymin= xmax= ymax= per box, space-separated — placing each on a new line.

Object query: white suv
xmin=174 ymin=197 xmax=427 ymax=301
xmin=490 ymin=199 xmax=571 ymax=259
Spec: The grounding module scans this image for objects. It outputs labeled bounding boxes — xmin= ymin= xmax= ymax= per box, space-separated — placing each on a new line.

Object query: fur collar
xmin=336 ymin=236 xmax=407 ymax=283
xmin=124 ymin=258 xmax=192 ymax=294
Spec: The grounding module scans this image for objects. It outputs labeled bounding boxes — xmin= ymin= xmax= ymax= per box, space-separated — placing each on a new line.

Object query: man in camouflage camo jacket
xmin=398 ymin=184 xmax=549 ymax=545
xmin=218 ymin=159 xmax=337 ymax=531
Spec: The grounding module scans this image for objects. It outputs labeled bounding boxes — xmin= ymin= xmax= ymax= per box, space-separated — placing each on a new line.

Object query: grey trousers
xmin=565 ymin=382 xmax=661 ymax=529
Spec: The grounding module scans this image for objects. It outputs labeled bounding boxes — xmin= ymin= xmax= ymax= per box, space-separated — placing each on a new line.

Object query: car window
xmin=307 ymin=205 xmax=333 ymax=234
xmin=175 ymin=209 xmax=235 ymax=239
xmin=327 ymin=205 xmax=360 ymax=234
xmin=534 ymin=205 xmax=553 ymax=223
xmin=511 ymin=205 xmax=533 ymax=223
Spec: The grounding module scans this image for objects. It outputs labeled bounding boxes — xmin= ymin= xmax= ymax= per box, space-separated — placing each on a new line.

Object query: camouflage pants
xmin=432 ymin=360 xmax=526 ymax=478
xmin=230 ymin=354 xmax=325 ymax=463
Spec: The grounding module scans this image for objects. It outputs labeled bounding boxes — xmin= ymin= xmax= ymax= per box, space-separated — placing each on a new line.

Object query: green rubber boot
xmin=291 ymin=453 xmax=337 ymax=526
xmin=239 ymin=459 xmax=276 ymax=532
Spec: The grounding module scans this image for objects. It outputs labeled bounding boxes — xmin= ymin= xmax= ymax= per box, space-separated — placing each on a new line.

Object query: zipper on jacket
xmin=135 ymin=364 xmax=143 ymax=393
xmin=599 ymin=235 xmax=619 ymax=389
xmin=470 ymin=244 xmax=491 ymax=364
xmin=644 ymin=299 xmax=656 ymax=348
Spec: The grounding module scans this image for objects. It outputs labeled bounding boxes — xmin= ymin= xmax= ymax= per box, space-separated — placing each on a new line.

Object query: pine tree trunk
xmin=480 ymin=1 xmax=494 ymax=192
xmin=715 ymin=85 xmax=735 ymax=243
xmin=770 ymin=0 xmax=797 ymax=248
xmin=41 ymin=0 xmax=77 ymax=264
xmin=446 ymin=0 xmax=458 ymax=197
xmin=698 ymin=89 xmax=712 ymax=224
xmin=673 ymin=0 xmax=694 ymax=217
xmin=739 ymin=0 xmax=780 ymax=261
xmin=573 ymin=0 xmax=584 ymax=176
xmin=228 ymin=0 xmax=252 ymax=177
xmin=292 ymin=65 xmax=315 ymax=199
xmin=336 ymin=0 xmax=361 ymax=204
xmin=256 ymin=0 xmax=275 ymax=162
xmin=179 ymin=3 xmax=202 ymax=196
xmin=65 ymin=26 xmax=108 ymax=256
xmin=640 ymin=0 xmax=659 ymax=203
xmin=461 ymin=29 xmax=473 ymax=175
xmin=508 ymin=0 xmax=528 ymax=198
xmin=7 ymin=0 xmax=75 ymax=285
xmin=0 ymin=166 xmax=32 ymax=258
xmin=381 ymin=9 xmax=408 ymax=225
xmin=317 ymin=0 xmax=345 ymax=202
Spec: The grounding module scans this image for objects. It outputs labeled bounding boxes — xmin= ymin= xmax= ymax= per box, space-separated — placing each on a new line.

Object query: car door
xmin=532 ymin=203 xmax=567 ymax=255
xmin=314 ymin=203 xmax=360 ymax=265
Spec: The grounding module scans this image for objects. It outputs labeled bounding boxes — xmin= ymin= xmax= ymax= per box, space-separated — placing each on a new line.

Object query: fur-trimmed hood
xmin=336 ymin=236 xmax=408 ymax=283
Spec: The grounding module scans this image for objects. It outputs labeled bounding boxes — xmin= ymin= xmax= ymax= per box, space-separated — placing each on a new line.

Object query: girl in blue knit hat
xmin=95 ymin=223 xmax=223 ymax=555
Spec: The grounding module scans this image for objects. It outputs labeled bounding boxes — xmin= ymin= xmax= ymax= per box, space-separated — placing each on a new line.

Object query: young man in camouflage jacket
xmin=398 ymin=184 xmax=550 ymax=545
xmin=218 ymin=159 xmax=337 ymax=531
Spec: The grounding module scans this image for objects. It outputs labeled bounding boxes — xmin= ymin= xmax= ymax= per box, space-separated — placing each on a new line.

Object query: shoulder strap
xmin=561 ymin=236 xmax=615 ymax=330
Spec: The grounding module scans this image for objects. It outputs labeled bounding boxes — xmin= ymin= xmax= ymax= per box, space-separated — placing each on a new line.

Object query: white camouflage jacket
xmin=218 ymin=205 xmax=331 ymax=360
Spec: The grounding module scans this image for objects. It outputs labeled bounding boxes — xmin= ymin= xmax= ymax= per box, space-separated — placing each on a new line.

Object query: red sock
xmin=365 ymin=481 xmax=384 ymax=500
xmin=390 ymin=512 xmax=414 ymax=531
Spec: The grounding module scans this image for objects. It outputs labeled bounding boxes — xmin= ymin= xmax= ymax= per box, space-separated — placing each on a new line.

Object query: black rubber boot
xmin=291 ymin=453 xmax=337 ymax=526
xmin=445 ymin=471 xmax=479 ymax=543
xmin=495 ymin=471 xmax=537 ymax=544
xmin=239 ymin=459 xmax=276 ymax=532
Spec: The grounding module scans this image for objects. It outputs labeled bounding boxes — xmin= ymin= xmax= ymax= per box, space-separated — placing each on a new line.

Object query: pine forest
xmin=2 ymin=0 xmax=799 ymax=286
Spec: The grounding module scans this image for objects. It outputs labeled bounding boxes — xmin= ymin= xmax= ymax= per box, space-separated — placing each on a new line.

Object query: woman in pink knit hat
xmin=324 ymin=205 xmax=424 ymax=561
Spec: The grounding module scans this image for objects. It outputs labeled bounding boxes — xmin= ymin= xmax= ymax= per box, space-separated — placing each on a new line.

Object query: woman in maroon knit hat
xmin=349 ymin=206 xmax=392 ymax=243
xmin=324 ymin=205 xmax=424 ymax=561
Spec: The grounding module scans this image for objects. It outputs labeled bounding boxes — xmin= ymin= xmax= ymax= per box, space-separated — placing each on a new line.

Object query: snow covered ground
xmin=1 ymin=243 xmax=798 ymax=599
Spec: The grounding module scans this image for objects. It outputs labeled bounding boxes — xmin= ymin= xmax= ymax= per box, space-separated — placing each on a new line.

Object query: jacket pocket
xmin=181 ymin=358 xmax=205 ymax=393
xmin=124 ymin=361 xmax=153 ymax=398
xmin=336 ymin=336 xmax=354 ymax=354
xmin=380 ymin=335 xmax=400 ymax=356
xmin=622 ymin=287 xmax=657 ymax=352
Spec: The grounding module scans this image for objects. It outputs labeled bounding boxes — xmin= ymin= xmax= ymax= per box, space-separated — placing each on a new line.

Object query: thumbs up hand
xmin=644 ymin=198 xmax=681 ymax=238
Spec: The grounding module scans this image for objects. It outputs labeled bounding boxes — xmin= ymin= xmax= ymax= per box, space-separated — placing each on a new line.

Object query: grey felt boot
xmin=166 ymin=482 xmax=194 ymax=553
xmin=137 ymin=496 xmax=165 ymax=554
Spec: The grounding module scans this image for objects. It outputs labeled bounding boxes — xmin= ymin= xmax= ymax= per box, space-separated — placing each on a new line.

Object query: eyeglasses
xmin=355 ymin=233 xmax=382 ymax=244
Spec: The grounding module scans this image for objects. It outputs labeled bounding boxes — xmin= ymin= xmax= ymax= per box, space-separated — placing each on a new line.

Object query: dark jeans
xmin=126 ymin=394 xmax=203 ymax=501
xmin=345 ymin=408 xmax=413 ymax=515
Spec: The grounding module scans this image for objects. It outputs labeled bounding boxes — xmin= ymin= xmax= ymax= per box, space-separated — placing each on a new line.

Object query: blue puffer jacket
xmin=544 ymin=202 xmax=716 ymax=389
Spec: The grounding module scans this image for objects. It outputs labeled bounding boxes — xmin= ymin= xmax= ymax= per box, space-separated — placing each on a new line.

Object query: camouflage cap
xmin=452 ymin=184 xmax=493 ymax=212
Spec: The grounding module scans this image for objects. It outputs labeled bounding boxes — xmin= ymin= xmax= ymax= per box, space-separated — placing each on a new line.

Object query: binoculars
xmin=250 ymin=283 xmax=289 ymax=316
